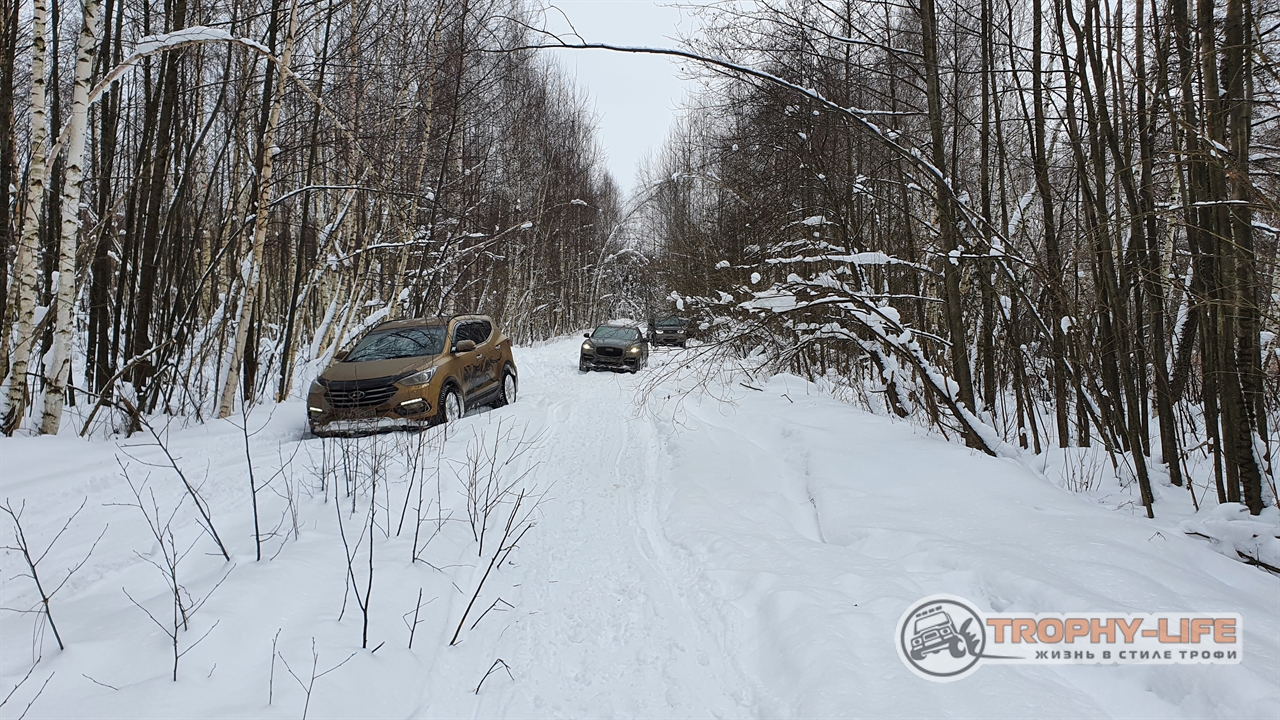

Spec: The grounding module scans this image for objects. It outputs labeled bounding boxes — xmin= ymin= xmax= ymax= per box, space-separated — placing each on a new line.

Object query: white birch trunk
xmin=40 ymin=0 xmax=102 ymax=435
xmin=3 ymin=0 xmax=49 ymax=435
xmin=217 ymin=0 xmax=300 ymax=418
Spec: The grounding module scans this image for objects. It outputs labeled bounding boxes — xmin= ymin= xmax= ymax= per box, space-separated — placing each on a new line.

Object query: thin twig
xmin=474 ymin=658 xmax=513 ymax=694
xmin=137 ymin=418 xmax=231 ymax=561
xmin=16 ymin=671 xmax=54 ymax=720
xmin=81 ymin=674 xmax=119 ymax=691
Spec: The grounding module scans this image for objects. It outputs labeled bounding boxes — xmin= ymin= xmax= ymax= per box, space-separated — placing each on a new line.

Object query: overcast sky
xmin=539 ymin=1 xmax=707 ymax=196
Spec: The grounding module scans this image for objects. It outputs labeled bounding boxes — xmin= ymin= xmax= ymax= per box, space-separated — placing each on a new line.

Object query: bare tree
xmin=0 ymin=498 xmax=105 ymax=653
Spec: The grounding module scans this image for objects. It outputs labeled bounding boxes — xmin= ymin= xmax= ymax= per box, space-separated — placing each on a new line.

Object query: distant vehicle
xmin=580 ymin=324 xmax=649 ymax=373
xmin=307 ymin=314 xmax=517 ymax=436
xmin=648 ymin=316 xmax=689 ymax=348
xmin=908 ymin=606 xmax=967 ymax=660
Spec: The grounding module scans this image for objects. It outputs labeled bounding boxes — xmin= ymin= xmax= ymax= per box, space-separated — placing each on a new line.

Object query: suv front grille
xmin=325 ymin=377 xmax=400 ymax=409
xmin=597 ymin=346 xmax=623 ymax=357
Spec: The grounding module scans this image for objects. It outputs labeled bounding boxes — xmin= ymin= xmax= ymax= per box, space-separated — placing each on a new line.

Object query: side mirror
xmin=584 ymin=333 xmax=591 ymax=339
xmin=456 ymin=339 xmax=477 ymax=353
xmin=333 ymin=350 xmax=349 ymax=362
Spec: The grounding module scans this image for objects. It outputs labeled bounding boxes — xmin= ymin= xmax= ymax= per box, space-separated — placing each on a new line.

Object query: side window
xmin=453 ymin=321 xmax=484 ymax=347
xmin=451 ymin=322 xmax=468 ymax=348
xmin=474 ymin=321 xmax=493 ymax=345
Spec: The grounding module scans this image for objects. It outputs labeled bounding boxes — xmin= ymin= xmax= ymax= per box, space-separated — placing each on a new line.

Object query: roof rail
xmin=371 ymin=312 xmax=486 ymax=329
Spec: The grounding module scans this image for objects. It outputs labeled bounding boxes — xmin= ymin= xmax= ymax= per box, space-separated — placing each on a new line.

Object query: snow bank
xmin=656 ymin=374 xmax=1278 ymax=718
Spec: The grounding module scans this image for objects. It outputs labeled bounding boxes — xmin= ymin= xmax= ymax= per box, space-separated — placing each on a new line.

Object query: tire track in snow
xmin=483 ymin=343 xmax=750 ymax=717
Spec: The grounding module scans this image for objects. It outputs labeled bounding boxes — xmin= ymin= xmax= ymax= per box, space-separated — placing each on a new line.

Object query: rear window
xmin=345 ymin=326 xmax=447 ymax=362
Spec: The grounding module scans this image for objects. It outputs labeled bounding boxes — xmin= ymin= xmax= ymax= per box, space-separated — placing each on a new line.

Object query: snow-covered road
xmin=468 ymin=342 xmax=751 ymax=717
xmin=1 ymin=336 xmax=1277 ymax=718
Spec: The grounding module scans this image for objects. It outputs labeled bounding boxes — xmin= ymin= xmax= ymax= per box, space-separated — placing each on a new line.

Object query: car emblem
xmin=349 ymin=390 xmax=366 ymax=400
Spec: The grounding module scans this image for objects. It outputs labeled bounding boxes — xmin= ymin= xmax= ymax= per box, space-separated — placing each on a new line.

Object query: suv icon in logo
xmin=896 ymin=595 xmax=986 ymax=681
xmin=909 ymin=606 xmax=966 ymax=661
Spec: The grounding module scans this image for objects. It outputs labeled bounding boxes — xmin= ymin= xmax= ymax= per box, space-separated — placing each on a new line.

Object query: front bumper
xmin=307 ymin=377 xmax=437 ymax=433
xmin=580 ymin=352 xmax=641 ymax=369
xmin=912 ymin=631 xmax=955 ymax=656
xmin=309 ymin=416 xmax=434 ymax=437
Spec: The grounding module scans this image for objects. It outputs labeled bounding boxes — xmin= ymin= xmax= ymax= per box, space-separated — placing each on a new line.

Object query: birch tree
xmin=40 ymin=0 xmax=103 ymax=435
xmin=3 ymin=0 xmax=49 ymax=435
xmin=218 ymin=0 xmax=299 ymax=419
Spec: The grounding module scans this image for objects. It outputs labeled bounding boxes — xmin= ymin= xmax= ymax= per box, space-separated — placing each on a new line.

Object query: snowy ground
xmin=1 ymin=336 xmax=1277 ymax=719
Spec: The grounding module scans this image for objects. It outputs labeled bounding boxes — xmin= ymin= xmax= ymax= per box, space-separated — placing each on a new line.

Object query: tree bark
xmin=3 ymin=0 xmax=50 ymax=435
xmin=218 ymin=0 xmax=300 ymax=418
xmin=40 ymin=0 xmax=102 ymax=435
xmin=1221 ymin=0 xmax=1265 ymax=513
xmin=1032 ymin=0 xmax=1071 ymax=446
xmin=919 ymin=0 xmax=976 ymax=418
xmin=1135 ymin=0 xmax=1183 ymax=485
xmin=0 ymin=0 xmax=19 ymax=382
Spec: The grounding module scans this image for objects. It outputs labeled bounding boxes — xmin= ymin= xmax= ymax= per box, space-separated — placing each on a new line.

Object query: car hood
xmin=320 ymin=355 xmax=438 ymax=382
xmin=587 ymin=337 xmax=640 ymax=349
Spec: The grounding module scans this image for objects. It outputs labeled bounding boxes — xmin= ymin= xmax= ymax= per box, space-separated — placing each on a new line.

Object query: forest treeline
xmin=638 ymin=0 xmax=1278 ymax=514
xmin=3 ymin=0 xmax=1278 ymax=517
xmin=0 ymin=0 xmax=620 ymax=436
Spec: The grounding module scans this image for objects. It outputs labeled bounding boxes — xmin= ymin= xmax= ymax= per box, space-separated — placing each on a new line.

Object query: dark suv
xmin=307 ymin=314 xmax=517 ymax=436
xmin=580 ymin=324 xmax=648 ymax=373
xmin=648 ymin=316 xmax=689 ymax=347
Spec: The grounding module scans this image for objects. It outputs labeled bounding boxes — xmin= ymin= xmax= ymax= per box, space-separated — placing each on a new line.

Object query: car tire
xmin=492 ymin=365 xmax=517 ymax=407
xmin=948 ymin=640 xmax=965 ymax=658
xmin=438 ymin=384 xmax=464 ymax=424
xmin=579 ymin=358 xmax=590 ymax=373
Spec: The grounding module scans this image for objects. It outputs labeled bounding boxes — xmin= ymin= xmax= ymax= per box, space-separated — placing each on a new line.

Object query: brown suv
xmin=307 ymin=314 xmax=517 ymax=436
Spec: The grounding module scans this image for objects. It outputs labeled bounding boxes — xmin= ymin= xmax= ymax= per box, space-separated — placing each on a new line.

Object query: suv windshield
xmin=915 ymin=613 xmax=950 ymax=631
xmin=654 ymin=317 xmax=685 ymax=328
xmin=344 ymin=326 xmax=447 ymax=362
xmin=592 ymin=326 xmax=639 ymax=341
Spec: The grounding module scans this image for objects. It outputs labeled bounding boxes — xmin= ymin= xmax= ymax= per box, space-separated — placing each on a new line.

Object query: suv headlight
xmin=582 ymin=341 xmax=594 ymax=352
xmin=628 ymin=345 xmax=641 ymax=354
xmin=401 ymin=367 xmax=437 ymax=386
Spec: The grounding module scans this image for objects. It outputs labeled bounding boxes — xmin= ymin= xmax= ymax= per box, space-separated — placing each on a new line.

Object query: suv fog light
xmin=396 ymin=398 xmax=427 ymax=416
xmin=394 ymin=397 xmax=424 ymax=415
